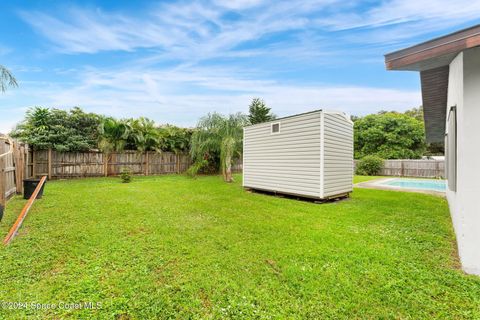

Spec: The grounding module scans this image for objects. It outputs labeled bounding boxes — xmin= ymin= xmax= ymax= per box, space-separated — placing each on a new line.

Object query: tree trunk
xmin=224 ymin=154 xmax=233 ymax=182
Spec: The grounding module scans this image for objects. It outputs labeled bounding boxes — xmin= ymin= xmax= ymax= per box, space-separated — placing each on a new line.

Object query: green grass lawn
xmin=1 ymin=174 xmax=479 ymax=319
xmin=353 ymin=175 xmax=385 ymax=184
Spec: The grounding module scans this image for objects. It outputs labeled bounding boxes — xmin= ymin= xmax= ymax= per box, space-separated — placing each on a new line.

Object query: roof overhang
xmin=420 ymin=66 xmax=449 ymax=143
xmin=385 ymin=24 xmax=480 ymax=144
xmin=385 ymin=24 xmax=480 ymax=71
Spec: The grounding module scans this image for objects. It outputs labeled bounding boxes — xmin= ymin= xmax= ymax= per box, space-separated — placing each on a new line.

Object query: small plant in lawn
xmin=356 ymin=155 xmax=384 ymax=176
xmin=186 ymin=159 xmax=208 ymax=178
xmin=120 ymin=167 xmax=133 ymax=183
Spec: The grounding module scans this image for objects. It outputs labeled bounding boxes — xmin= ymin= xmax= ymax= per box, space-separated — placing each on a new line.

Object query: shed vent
xmin=271 ymin=123 xmax=280 ymax=133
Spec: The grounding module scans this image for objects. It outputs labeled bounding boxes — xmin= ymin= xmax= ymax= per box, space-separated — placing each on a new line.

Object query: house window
xmin=446 ymin=106 xmax=457 ymax=191
xmin=271 ymin=123 xmax=280 ymax=134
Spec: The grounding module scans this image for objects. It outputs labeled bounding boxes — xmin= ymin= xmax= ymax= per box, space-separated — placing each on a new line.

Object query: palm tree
xmin=98 ymin=117 xmax=132 ymax=153
xmin=98 ymin=117 xmax=133 ymax=177
xmin=129 ymin=117 xmax=160 ymax=152
xmin=190 ymin=112 xmax=247 ymax=182
xmin=0 ymin=65 xmax=18 ymax=93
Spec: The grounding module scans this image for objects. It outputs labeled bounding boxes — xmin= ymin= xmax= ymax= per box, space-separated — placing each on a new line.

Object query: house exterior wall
xmin=243 ymin=111 xmax=322 ymax=198
xmin=446 ymin=47 xmax=480 ymax=275
xmin=322 ymin=112 xmax=354 ymax=198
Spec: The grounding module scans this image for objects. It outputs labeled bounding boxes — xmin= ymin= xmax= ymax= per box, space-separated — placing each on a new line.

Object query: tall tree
xmin=248 ymin=98 xmax=275 ymax=124
xmin=404 ymin=106 xmax=424 ymax=122
xmin=11 ymin=107 xmax=102 ymax=151
xmin=190 ymin=112 xmax=248 ymax=182
xmin=354 ymin=112 xmax=426 ymax=159
xmin=0 ymin=65 xmax=18 ymax=93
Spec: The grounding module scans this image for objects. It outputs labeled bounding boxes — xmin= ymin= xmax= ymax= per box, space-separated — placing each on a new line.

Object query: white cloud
xmin=320 ymin=0 xmax=480 ymax=30
xmin=19 ymin=1 xmax=341 ymax=58
xmin=19 ymin=0 xmax=480 ymax=58
xmin=315 ymin=0 xmax=480 ymax=50
xmin=213 ymin=0 xmax=264 ymax=10
xmin=0 ymin=64 xmax=420 ymax=132
xmin=9 ymin=0 xmax=480 ymax=133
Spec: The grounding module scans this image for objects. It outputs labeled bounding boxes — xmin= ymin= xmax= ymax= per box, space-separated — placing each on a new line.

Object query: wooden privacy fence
xmin=354 ymin=159 xmax=445 ymax=178
xmin=29 ymin=149 xmax=191 ymax=179
xmin=0 ymin=136 xmax=29 ymax=210
xmin=232 ymin=159 xmax=243 ymax=173
xmin=380 ymin=159 xmax=444 ymax=178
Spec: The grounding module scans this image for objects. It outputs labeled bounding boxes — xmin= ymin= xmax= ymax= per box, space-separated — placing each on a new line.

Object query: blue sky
xmin=1 ymin=0 xmax=480 ymax=132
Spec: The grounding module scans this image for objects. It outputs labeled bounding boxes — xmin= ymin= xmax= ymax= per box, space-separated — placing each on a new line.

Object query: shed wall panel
xmin=322 ymin=113 xmax=354 ymax=197
xmin=243 ymin=111 xmax=322 ymax=198
xmin=243 ymin=110 xmax=353 ymax=200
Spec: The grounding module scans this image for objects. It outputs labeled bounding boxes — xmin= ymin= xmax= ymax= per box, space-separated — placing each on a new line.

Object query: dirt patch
xmin=199 ymin=288 xmax=212 ymax=310
xmin=126 ymin=226 xmax=148 ymax=237
xmin=450 ymin=239 xmax=463 ymax=271
xmin=265 ymin=259 xmax=282 ymax=275
xmin=154 ymin=258 xmax=180 ymax=284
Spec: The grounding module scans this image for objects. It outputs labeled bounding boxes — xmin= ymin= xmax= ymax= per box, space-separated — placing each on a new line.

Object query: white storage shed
xmin=242 ymin=110 xmax=353 ymax=200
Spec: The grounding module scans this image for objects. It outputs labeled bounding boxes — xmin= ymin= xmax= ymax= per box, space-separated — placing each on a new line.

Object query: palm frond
xmin=0 ymin=65 xmax=18 ymax=93
xmin=189 ymin=112 xmax=246 ymax=181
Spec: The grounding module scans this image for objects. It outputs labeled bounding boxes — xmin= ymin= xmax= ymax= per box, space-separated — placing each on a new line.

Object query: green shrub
xmin=186 ymin=159 xmax=208 ymax=178
xmin=356 ymin=155 xmax=384 ymax=176
xmin=353 ymin=111 xmax=426 ymax=159
xmin=120 ymin=167 xmax=133 ymax=183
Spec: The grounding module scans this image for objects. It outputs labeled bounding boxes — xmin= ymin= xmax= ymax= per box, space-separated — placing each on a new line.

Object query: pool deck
xmin=355 ymin=177 xmax=446 ymax=197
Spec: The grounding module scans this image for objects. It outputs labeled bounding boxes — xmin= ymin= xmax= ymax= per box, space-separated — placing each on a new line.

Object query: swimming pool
xmin=379 ymin=178 xmax=446 ymax=192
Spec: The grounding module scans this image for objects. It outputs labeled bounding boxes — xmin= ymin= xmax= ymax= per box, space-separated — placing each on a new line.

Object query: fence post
xmin=26 ymin=146 xmax=30 ymax=179
xmin=24 ymin=146 xmax=29 ymax=179
xmin=176 ymin=153 xmax=180 ymax=174
xmin=32 ymin=150 xmax=36 ymax=178
xmin=161 ymin=153 xmax=164 ymax=174
xmin=145 ymin=151 xmax=149 ymax=176
xmin=104 ymin=153 xmax=108 ymax=177
xmin=0 ymin=156 xmax=6 ymax=215
xmin=47 ymin=148 xmax=52 ymax=180
xmin=13 ymin=142 xmax=24 ymax=194
xmin=21 ymin=145 xmax=25 ymax=191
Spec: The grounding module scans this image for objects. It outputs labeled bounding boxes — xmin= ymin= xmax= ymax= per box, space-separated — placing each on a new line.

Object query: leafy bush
xmin=11 ymin=107 xmax=102 ymax=151
xmin=157 ymin=125 xmax=193 ymax=153
xmin=13 ymin=107 xmax=194 ymax=153
xmin=120 ymin=168 xmax=133 ymax=183
xmin=354 ymin=111 xmax=426 ymax=159
xmin=186 ymin=159 xmax=208 ymax=178
xmin=356 ymin=155 xmax=384 ymax=176
xmin=99 ymin=118 xmax=193 ymax=154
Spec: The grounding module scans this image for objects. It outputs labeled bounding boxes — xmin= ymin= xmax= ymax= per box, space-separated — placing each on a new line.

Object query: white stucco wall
xmin=446 ymin=47 xmax=480 ymax=275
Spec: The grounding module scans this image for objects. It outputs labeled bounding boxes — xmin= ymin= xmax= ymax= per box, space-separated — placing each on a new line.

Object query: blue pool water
xmin=381 ymin=178 xmax=446 ymax=192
